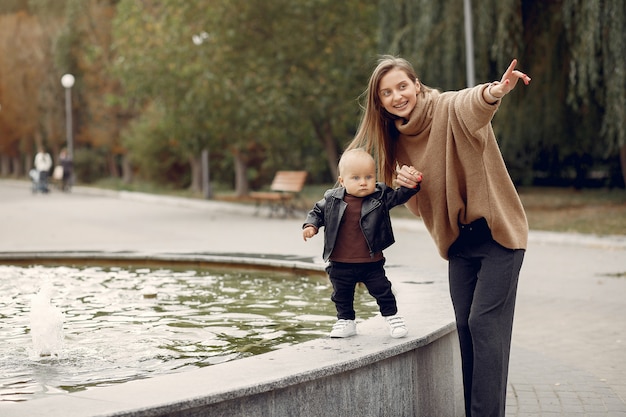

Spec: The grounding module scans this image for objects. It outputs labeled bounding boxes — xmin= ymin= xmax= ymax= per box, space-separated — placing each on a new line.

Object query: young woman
xmin=347 ymin=55 xmax=531 ymax=417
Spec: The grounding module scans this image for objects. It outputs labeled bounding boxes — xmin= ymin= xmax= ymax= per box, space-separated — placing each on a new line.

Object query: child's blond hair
xmin=337 ymin=148 xmax=375 ymax=178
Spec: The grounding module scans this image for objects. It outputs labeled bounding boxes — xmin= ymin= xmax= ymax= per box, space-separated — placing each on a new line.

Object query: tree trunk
xmin=0 ymin=154 xmax=10 ymax=176
xmin=313 ymin=119 xmax=340 ymax=180
xmin=12 ymin=156 xmax=22 ymax=177
xmin=619 ymin=143 xmax=626 ymax=185
xmin=233 ymin=151 xmax=249 ymax=197
xmin=25 ymin=153 xmax=33 ymax=175
xmin=122 ymin=154 xmax=133 ymax=184
xmin=108 ymin=153 xmax=119 ymax=178
xmin=323 ymin=134 xmax=339 ymax=180
xmin=188 ymin=153 xmax=202 ymax=193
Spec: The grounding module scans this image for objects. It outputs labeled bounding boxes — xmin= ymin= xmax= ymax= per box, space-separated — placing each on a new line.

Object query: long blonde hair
xmin=347 ymin=55 xmax=428 ymax=186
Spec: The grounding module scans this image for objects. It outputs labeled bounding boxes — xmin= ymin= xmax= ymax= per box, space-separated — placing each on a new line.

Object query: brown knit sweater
xmin=394 ymin=83 xmax=528 ymax=260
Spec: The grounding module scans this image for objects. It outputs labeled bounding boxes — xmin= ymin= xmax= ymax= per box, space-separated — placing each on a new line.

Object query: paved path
xmin=1 ymin=180 xmax=625 ymax=416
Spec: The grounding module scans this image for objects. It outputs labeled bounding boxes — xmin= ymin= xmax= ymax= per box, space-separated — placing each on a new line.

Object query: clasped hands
xmin=396 ymin=165 xmax=422 ymax=189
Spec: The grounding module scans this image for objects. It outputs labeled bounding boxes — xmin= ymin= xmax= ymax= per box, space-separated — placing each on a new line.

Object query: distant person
xmin=34 ymin=147 xmax=52 ymax=193
xmin=302 ymin=148 xmax=422 ymax=338
xmin=346 ymin=55 xmax=531 ymax=417
xmin=58 ymin=148 xmax=73 ymax=191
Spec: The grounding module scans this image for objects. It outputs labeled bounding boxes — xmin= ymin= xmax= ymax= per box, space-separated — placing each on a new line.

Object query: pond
xmin=0 ymin=264 xmax=376 ymax=402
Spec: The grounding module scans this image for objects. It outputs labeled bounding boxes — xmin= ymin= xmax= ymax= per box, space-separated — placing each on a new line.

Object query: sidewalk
xmin=1 ymin=180 xmax=625 ymax=416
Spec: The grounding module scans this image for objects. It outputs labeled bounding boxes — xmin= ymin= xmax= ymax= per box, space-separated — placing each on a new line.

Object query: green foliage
xmin=2 ymin=0 xmax=624 ymax=189
xmin=0 ymin=0 xmax=29 ymax=14
xmin=379 ymin=0 xmax=467 ymax=90
xmin=380 ymin=0 xmax=625 ymax=187
xmin=111 ymin=0 xmax=377 ymax=189
xmin=73 ymin=147 xmax=108 ymax=184
xmin=600 ymin=2 xmax=626 ymax=153
xmin=120 ymin=103 xmax=190 ymax=187
xmin=26 ymin=0 xmax=65 ymax=16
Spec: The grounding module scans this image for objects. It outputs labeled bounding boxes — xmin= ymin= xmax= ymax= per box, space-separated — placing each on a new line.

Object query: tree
xmin=53 ymin=0 xmax=131 ymax=182
xmin=112 ymin=0 xmax=378 ymax=194
xmin=6 ymin=0 xmax=621 ymax=189
xmin=379 ymin=0 xmax=626 ymax=188
xmin=14 ymin=0 xmax=132 ymax=184
xmin=0 ymin=11 xmax=48 ymax=176
xmin=267 ymin=0 xmax=378 ymax=180
xmin=113 ymin=0 xmax=225 ymax=191
xmin=562 ymin=0 xmax=626 ymax=186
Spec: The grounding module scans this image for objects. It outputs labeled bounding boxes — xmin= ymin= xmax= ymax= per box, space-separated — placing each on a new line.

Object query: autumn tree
xmin=5 ymin=0 xmax=621 ymax=189
xmin=0 ymin=9 xmax=48 ymax=176
xmin=42 ymin=0 xmax=130 ymax=182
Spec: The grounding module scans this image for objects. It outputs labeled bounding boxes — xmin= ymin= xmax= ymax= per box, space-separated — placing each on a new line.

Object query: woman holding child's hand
xmin=346 ymin=55 xmax=530 ymax=417
xmin=396 ymin=165 xmax=423 ymax=189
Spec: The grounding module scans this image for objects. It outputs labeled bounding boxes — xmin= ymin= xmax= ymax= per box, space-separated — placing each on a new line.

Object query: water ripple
xmin=0 ymin=264 xmax=374 ymax=402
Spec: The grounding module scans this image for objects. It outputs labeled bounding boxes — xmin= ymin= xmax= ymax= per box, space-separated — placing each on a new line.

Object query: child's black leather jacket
xmin=303 ymin=182 xmax=420 ymax=262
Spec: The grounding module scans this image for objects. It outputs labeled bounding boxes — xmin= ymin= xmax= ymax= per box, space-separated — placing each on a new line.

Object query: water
xmin=0 ymin=264 xmax=376 ymax=402
xmin=29 ymin=280 xmax=64 ymax=357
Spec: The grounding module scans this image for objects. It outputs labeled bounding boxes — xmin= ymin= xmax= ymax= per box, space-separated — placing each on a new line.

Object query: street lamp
xmin=192 ymin=33 xmax=213 ymax=199
xmin=463 ymin=0 xmax=475 ymax=87
xmin=61 ymin=74 xmax=75 ymax=159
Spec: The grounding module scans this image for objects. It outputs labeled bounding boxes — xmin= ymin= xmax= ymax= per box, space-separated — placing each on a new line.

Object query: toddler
xmin=302 ymin=148 xmax=422 ymax=338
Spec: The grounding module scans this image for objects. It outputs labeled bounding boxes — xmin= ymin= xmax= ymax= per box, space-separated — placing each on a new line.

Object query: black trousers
xmin=448 ymin=219 xmax=525 ymax=417
xmin=326 ymin=259 xmax=398 ymax=320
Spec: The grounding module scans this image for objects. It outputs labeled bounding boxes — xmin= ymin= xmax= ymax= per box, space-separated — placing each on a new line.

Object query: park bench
xmin=250 ymin=170 xmax=308 ymax=217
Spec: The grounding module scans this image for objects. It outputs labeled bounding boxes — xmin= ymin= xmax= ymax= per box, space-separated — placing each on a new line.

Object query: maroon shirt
xmin=329 ymin=194 xmax=384 ymax=263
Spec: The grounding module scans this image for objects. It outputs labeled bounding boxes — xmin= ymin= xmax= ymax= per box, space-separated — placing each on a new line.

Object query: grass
xmin=92 ymin=179 xmax=626 ymax=237
xmin=517 ymin=187 xmax=626 ymax=235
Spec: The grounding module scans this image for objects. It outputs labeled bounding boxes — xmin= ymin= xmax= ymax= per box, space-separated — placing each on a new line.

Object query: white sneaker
xmin=385 ymin=315 xmax=408 ymax=338
xmin=329 ymin=319 xmax=357 ymax=338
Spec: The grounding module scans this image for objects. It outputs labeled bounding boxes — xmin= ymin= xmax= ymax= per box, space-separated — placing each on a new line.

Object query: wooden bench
xmin=250 ymin=171 xmax=308 ymax=217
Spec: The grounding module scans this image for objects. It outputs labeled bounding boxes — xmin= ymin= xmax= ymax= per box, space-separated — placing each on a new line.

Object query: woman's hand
xmin=489 ymin=59 xmax=531 ymax=99
xmin=396 ymin=165 xmax=423 ymax=189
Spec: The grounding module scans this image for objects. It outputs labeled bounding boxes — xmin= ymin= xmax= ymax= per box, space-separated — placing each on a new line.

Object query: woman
xmin=347 ymin=55 xmax=531 ymax=417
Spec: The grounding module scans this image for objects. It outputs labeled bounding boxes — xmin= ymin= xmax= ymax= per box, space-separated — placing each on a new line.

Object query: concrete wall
xmin=172 ymin=330 xmax=463 ymax=417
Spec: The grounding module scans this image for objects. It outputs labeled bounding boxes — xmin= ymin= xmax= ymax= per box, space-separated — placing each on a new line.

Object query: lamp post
xmin=463 ymin=0 xmax=475 ymax=87
xmin=61 ymin=74 xmax=75 ymax=159
xmin=193 ymin=32 xmax=213 ymax=199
